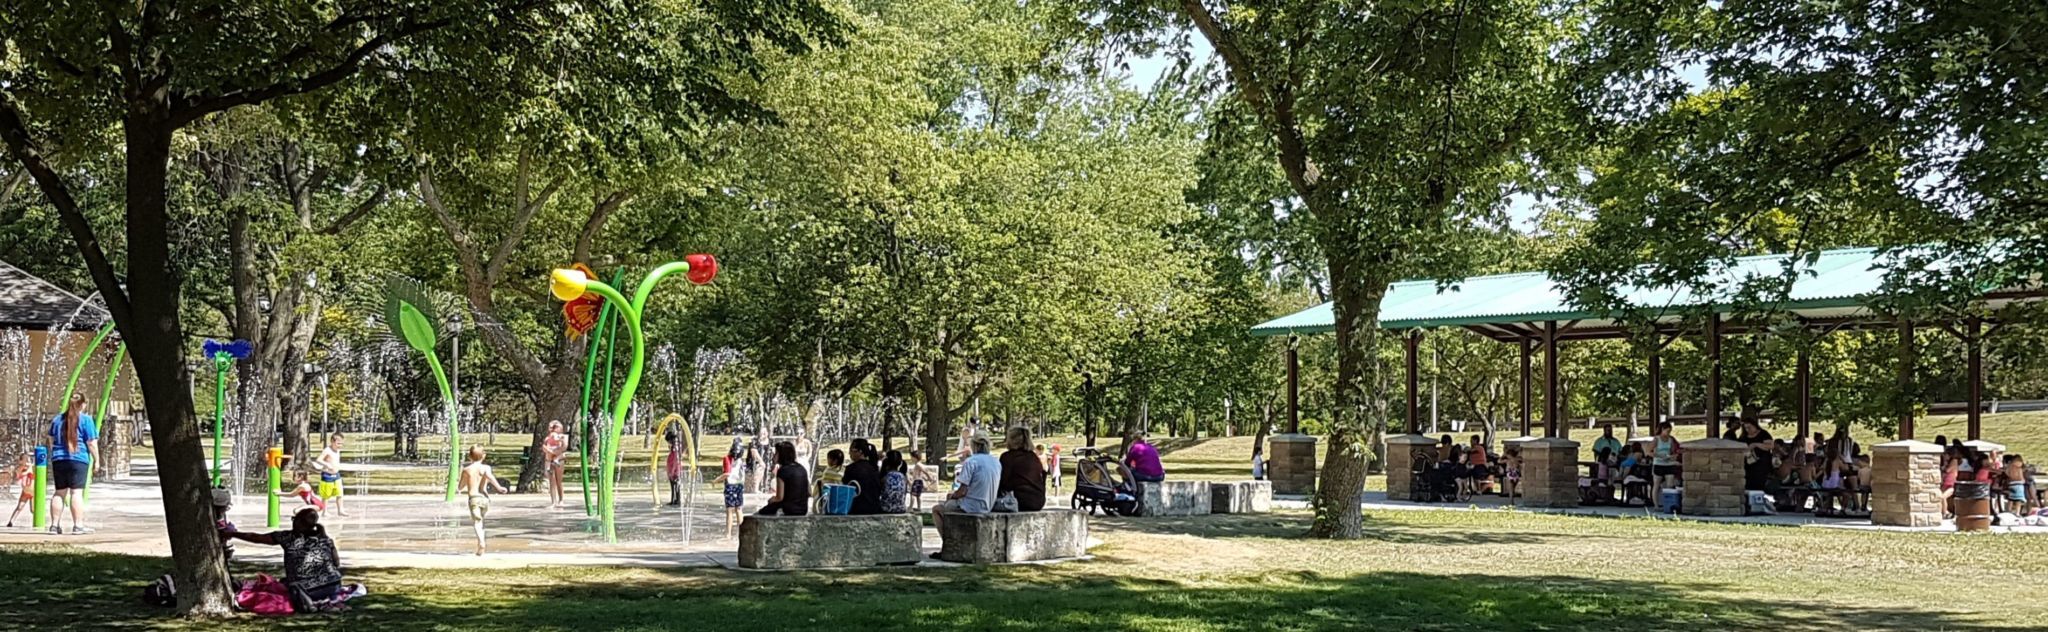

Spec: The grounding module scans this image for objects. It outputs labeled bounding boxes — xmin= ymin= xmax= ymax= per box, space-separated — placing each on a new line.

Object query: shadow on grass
xmin=2 ymin=545 xmax=2006 ymax=632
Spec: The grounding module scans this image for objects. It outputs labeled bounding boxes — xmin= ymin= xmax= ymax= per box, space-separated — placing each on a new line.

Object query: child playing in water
xmin=292 ymin=470 xmax=327 ymax=512
xmin=458 ymin=446 xmax=508 ymax=556
xmin=906 ymin=450 xmax=935 ymax=511
xmin=711 ymin=444 xmax=747 ymax=539
xmin=316 ymin=434 xmax=349 ymax=517
xmin=6 ymin=452 xmax=31 ymax=528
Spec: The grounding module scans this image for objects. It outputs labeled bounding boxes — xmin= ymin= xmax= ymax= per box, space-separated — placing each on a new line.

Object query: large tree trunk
xmin=126 ymin=116 xmax=236 ymax=614
xmin=1307 ymin=250 xmax=1391 ymax=539
xmin=920 ymin=356 xmax=952 ymax=472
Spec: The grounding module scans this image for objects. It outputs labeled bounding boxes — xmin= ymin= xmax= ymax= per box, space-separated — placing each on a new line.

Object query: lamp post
xmin=549 ymin=254 xmax=717 ymax=542
xmin=1666 ymin=380 xmax=1676 ymax=421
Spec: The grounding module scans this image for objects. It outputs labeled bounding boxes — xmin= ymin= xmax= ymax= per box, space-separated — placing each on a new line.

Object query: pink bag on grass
xmin=237 ymin=574 xmax=295 ymax=616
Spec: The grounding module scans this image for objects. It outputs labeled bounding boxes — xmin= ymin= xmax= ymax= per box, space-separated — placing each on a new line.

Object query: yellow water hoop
xmin=649 ymin=413 xmax=696 ymax=506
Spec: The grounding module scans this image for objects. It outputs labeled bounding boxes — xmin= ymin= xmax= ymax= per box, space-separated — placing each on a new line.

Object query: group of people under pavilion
xmin=1252 ymin=246 xmax=2045 ymax=522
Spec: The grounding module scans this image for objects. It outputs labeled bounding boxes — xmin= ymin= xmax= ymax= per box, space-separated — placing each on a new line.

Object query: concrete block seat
xmin=738 ymin=513 xmax=923 ymax=570
xmin=1138 ymin=480 xmax=1212 ymax=516
xmin=936 ymin=509 xmax=1090 ymax=564
xmin=1209 ymin=480 xmax=1273 ymax=514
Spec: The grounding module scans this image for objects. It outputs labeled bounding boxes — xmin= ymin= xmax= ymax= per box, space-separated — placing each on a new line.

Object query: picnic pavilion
xmin=1249 ymin=246 xmax=2042 ymax=525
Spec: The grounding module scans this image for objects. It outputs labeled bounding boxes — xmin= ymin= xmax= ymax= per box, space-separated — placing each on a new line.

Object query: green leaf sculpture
xmin=384 ymin=276 xmax=462 ymax=502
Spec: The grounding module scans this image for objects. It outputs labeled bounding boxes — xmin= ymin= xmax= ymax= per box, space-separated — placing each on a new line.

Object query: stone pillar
xmin=1268 ymin=434 xmax=1318 ymax=495
xmin=1871 ymin=439 xmax=1943 ymax=527
xmin=1383 ymin=434 xmax=1437 ymax=500
xmin=1680 ymin=438 xmax=1747 ymax=516
xmin=1515 ymin=437 xmax=1580 ymax=508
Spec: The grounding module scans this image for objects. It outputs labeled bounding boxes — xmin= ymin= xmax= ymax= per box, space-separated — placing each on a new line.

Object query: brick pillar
xmin=1680 ymin=438 xmax=1747 ymax=516
xmin=1383 ymin=434 xmax=1437 ymax=500
xmin=1268 ymin=434 xmax=1318 ymax=495
xmin=1515 ymin=437 xmax=1580 ymax=508
xmin=1872 ymin=440 xmax=1943 ymax=527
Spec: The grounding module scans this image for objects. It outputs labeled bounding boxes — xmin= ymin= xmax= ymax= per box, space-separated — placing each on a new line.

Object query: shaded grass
xmin=7 ymin=508 xmax=2047 ymax=630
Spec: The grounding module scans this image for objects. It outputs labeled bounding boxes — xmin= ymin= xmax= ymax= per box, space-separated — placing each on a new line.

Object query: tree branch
xmin=484 ymin=174 xmax=564 ymax=286
xmin=575 ymin=191 xmax=632 ymax=264
xmin=1179 ymin=0 xmax=1318 ymax=197
xmin=173 ymin=17 xmax=455 ymax=126
xmin=0 ymin=99 xmax=134 ymax=324
xmin=416 ymin=168 xmax=487 ymax=286
xmin=318 ymin=186 xmax=388 ymax=235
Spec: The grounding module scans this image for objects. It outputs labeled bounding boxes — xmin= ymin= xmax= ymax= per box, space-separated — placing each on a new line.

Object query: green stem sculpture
xmin=576 ymin=297 xmax=610 ymax=515
xmin=86 ymin=343 xmax=125 ymax=501
xmin=551 ymin=257 xmax=713 ymax=542
xmin=383 ymin=278 xmax=461 ymax=502
xmin=210 ymin=353 xmax=231 ymax=486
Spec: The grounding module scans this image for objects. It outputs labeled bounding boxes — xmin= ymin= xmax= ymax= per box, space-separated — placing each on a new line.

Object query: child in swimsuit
xmin=6 ymin=453 xmax=32 ymax=528
xmin=907 ymin=451 xmax=934 ymax=511
xmin=292 ymin=470 xmax=327 ymax=512
xmin=458 ymin=446 xmax=508 ymax=556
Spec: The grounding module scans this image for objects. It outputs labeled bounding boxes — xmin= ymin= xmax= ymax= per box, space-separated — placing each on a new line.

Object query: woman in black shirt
xmin=998 ymin=427 xmax=1047 ymax=511
xmin=757 ymin=441 xmax=811 ymax=516
xmin=844 ymin=439 xmax=885 ymax=515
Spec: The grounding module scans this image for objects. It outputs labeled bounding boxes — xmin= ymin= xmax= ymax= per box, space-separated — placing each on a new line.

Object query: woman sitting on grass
xmin=221 ymin=507 xmax=354 ymax=611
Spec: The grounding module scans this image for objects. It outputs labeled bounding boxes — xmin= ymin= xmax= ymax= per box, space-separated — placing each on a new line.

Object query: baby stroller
xmin=1070 ymin=448 xmax=1140 ymax=516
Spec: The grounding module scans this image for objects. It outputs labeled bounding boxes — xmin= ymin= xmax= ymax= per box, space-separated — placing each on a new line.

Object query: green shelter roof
xmin=1250 ymin=246 xmax=1910 ymax=338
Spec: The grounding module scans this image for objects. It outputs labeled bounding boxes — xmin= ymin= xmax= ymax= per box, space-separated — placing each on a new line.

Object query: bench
xmin=1209 ymin=480 xmax=1273 ymax=513
xmin=935 ymin=509 xmax=1089 ymax=564
xmin=1138 ymin=480 xmax=1212 ymax=516
xmin=737 ymin=513 xmax=923 ymax=570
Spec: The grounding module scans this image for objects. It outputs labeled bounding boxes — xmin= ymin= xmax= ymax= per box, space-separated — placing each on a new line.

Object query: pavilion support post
xmin=1705 ymin=313 xmax=1722 ymax=438
xmin=1898 ymin=319 xmax=1916 ymax=440
xmin=1967 ymin=317 xmax=1983 ymax=441
xmin=1544 ymin=321 xmax=1561 ymax=438
xmin=1796 ymin=345 xmax=1812 ymax=441
xmin=1286 ymin=337 xmax=1300 ymax=434
xmin=1647 ymin=349 xmax=1662 ymax=426
xmin=1518 ymin=336 xmax=1533 ymax=436
xmin=1271 ymin=336 xmax=1316 ymax=494
xmin=1404 ymin=330 xmax=1420 ymax=434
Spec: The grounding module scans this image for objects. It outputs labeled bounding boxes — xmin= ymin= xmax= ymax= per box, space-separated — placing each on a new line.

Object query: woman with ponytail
xmin=47 ymin=392 xmax=97 ymax=534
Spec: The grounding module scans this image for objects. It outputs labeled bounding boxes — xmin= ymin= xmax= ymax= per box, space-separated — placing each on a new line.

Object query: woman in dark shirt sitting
xmin=844 ymin=439 xmax=885 ymax=515
xmin=757 ymin=441 xmax=811 ymax=516
xmin=998 ymin=426 xmax=1047 ymax=511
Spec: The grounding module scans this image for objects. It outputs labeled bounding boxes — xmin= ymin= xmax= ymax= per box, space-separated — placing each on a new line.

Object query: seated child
xmin=292 ymin=470 xmax=327 ymax=513
xmin=813 ymin=449 xmax=845 ymax=514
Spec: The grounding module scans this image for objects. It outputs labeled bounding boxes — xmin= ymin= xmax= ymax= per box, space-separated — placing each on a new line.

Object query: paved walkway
xmin=0 ymin=459 xmax=967 ymax=569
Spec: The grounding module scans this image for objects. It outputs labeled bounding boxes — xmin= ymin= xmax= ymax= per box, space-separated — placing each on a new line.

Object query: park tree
xmin=185 ymin=109 xmax=390 ymax=473
xmin=1124 ymin=0 xmax=1569 ymax=538
xmin=357 ymin=1 xmax=839 ymax=490
xmin=0 ymin=0 xmax=834 ymax=614
xmin=1555 ymin=0 xmax=2048 ymax=325
xmin=713 ymin=0 xmax=1205 ymax=466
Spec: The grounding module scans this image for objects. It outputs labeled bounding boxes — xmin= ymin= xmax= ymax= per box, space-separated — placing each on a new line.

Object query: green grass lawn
xmin=6 ymin=509 xmax=2047 ymax=630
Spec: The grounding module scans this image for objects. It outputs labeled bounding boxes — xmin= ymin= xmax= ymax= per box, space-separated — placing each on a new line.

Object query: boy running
xmin=458 ymin=446 xmax=508 ymax=556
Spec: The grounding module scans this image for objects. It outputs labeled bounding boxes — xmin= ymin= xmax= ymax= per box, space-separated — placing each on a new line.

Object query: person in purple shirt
xmin=1125 ymin=432 xmax=1164 ymax=483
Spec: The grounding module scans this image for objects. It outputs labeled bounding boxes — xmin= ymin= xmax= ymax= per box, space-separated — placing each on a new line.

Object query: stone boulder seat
xmin=1138 ymin=480 xmax=1212 ymax=516
xmin=935 ymin=509 xmax=1090 ymax=564
xmin=738 ymin=513 xmax=923 ymax=570
xmin=1209 ymin=480 xmax=1273 ymax=514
